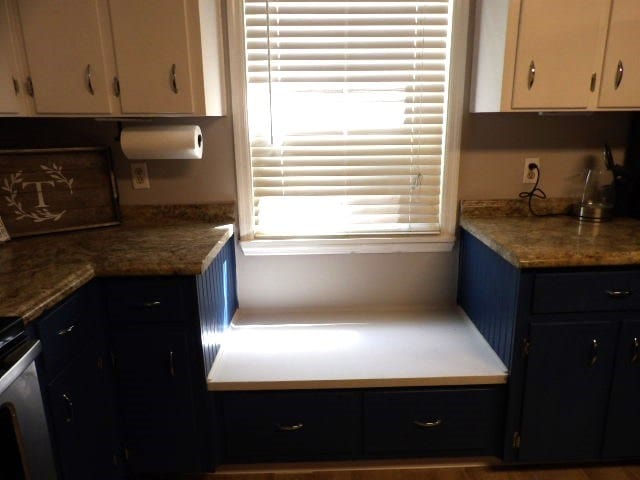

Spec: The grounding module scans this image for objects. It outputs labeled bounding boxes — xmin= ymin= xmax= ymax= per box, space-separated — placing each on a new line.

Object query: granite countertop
xmin=0 ymin=203 xmax=234 ymax=323
xmin=460 ymin=199 xmax=640 ymax=269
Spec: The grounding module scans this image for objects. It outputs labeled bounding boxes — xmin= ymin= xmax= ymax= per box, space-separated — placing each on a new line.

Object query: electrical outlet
xmin=523 ymin=158 xmax=541 ymax=184
xmin=131 ymin=162 xmax=151 ymax=190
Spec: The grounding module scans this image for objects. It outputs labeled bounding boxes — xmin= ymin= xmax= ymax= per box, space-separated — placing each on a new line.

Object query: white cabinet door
xmin=0 ymin=0 xmax=22 ymax=114
xmin=109 ymin=0 xmax=195 ymax=114
xmin=511 ymin=0 xmax=610 ymax=109
xmin=17 ymin=0 xmax=113 ymax=114
xmin=598 ymin=0 xmax=640 ymax=108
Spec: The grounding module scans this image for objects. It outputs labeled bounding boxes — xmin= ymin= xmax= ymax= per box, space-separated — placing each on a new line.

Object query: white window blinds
xmin=244 ymin=0 xmax=451 ymax=238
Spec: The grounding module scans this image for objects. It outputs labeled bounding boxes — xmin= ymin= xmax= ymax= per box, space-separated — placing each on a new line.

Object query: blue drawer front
xmin=363 ymin=388 xmax=503 ymax=456
xmin=533 ymin=271 xmax=640 ymax=314
xmin=222 ymin=391 xmax=360 ymax=462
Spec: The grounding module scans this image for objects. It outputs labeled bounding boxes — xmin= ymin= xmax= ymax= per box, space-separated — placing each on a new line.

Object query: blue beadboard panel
xmin=197 ymin=236 xmax=239 ymax=374
xmin=458 ymin=229 xmax=520 ymax=368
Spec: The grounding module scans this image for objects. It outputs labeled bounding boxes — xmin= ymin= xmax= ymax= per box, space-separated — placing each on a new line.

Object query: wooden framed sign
xmin=0 ymin=147 xmax=120 ymax=238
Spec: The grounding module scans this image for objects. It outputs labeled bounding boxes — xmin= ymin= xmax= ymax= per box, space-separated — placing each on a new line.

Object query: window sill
xmin=239 ymin=235 xmax=457 ymax=256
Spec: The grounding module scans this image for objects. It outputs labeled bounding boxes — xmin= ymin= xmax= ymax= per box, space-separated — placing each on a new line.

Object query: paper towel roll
xmin=120 ymin=125 xmax=203 ymax=160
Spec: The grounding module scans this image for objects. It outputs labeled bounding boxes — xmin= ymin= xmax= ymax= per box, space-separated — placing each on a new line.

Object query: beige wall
xmin=0 ymin=4 xmax=633 ymax=310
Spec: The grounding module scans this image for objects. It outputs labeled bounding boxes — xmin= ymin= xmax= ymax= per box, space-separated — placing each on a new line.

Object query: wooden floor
xmin=141 ymin=462 xmax=640 ymax=480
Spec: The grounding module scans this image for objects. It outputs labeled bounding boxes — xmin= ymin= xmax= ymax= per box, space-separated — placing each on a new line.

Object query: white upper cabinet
xmin=598 ymin=0 xmax=640 ymax=108
xmin=17 ymin=0 xmax=115 ymax=114
xmin=511 ymin=0 xmax=610 ymax=110
xmin=470 ymin=0 xmax=636 ymax=112
xmin=108 ymin=0 xmax=226 ymax=115
xmin=0 ymin=0 xmax=27 ymax=115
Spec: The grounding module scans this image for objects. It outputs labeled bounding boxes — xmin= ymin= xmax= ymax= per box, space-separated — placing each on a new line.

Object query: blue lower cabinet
xmin=31 ymin=283 xmax=124 ymax=480
xmin=363 ymin=388 xmax=504 ymax=457
xmin=458 ymin=228 xmax=640 ymax=462
xmin=105 ymin=238 xmax=238 ymax=474
xmin=111 ymin=329 xmax=201 ymax=473
xmin=221 ymin=391 xmax=361 ymax=462
xmin=518 ymin=322 xmax=618 ymax=461
xmin=47 ymin=344 xmax=123 ymax=480
xmin=602 ymin=320 xmax=640 ymax=459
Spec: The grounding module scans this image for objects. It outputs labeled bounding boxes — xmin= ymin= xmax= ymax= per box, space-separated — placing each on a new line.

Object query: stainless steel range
xmin=0 ymin=316 xmax=56 ymax=479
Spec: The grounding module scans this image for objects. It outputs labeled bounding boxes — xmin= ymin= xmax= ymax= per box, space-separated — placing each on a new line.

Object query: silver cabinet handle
xmin=275 ymin=422 xmax=304 ymax=432
xmin=26 ymin=76 xmax=34 ymax=97
xmin=589 ymin=339 xmax=599 ymax=367
xmin=632 ymin=337 xmax=639 ymax=364
xmin=605 ymin=289 xmax=632 ymax=298
xmin=615 ymin=60 xmax=624 ymax=89
xmin=62 ymin=393 xmax=73 ymax=423
xmin=413 ymin=419 xmax=443 ymax=428
xmin=113 ymin=76 xmax=120 ymax=97
xmin=86 ymin=64 xmax=95 ymax=95
xmin=170 ymin=64 xmax=178 ymax=94
xmin=169 ymin=350 xmax=175 ymax=377
xmin=527 ymin=60 xmax=536 ymax=90
xmin=12 ymin=77 xmax=19 ymax=95
xmin=57 ymin=323 xmax=77 ymax=336
xmin=134 ymin=301 xmax=161 ymax=309
xmin=590 ymin=73 xmax=596 ymax=92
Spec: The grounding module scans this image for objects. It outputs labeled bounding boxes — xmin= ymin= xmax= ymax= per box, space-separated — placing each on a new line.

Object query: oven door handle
xmin=0 ymin=339 xmax=41 ymax=396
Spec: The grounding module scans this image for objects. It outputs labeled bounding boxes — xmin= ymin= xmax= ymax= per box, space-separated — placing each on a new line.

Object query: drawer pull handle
xmin=275 ymin=423 xmax=304 ymax=432
xmin=606 ymin=289 xmax=632 ymax=298
xmin=136 ymin=301 xmax=161 ymax=309
xmin=57 ymin=324 xmax=77 ymax=336
xmin=632 ymin=337 xmax=639 ymax=364
xmin=615 ymin=60 xmax=624 ymax=89
xmin=170 ymin=64 xmax=179 ymax=94
xmin=527 ymin=60 xmax=536 ymax=89
xmin=589 ymin=339 xmax=599 ymax=367
xmin=169 ymin=350 xmax=176 ymax=377
xmin=62 ymin=393 xmax=73 ymax=423
xmin=86 ymin=64 xmax=95 ymax=95
xmin=413 ymin=419 xmax=442 ymax=428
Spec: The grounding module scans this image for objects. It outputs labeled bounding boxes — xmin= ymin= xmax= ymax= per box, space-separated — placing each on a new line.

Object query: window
xmin=228 ymin=0 xmax=468 ymax=254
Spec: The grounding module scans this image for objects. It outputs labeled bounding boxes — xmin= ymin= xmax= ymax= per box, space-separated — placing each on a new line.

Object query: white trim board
xmin=207 ymin=307 xmax=508 ymax=391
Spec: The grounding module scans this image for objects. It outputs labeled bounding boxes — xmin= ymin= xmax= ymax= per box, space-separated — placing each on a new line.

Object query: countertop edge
xmin=207 ymin=375 xmax=508 ymax=392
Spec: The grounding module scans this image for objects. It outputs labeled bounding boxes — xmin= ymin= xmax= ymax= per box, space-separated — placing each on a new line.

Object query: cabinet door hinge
xmin=123 ymin=447 xmax=129 ymax=461
xmin=522 ymin=338 xmax=531 ymax=358
xmin=512 ymin=431 xmax=521 ymax=450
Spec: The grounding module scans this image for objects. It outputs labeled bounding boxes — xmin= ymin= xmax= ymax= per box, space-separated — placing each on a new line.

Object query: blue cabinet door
xmin=48 ymin=344 xmax=122 ymax=479
xmin=603 ymin=320 xmax=640 ymax=459
xmin=519 ymin=322 xmax=618 ymax=461
xmin=111 ymin=330 xmax=201 ymax=473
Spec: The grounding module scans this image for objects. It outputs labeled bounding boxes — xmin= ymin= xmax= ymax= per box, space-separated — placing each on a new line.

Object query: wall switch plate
xmin=523 ymin=158 xmax=541 ymax=184
xmin=131 ymin=162 xmax=151 ymax=190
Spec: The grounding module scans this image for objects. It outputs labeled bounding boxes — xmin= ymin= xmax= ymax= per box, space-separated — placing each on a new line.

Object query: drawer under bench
xmin=218 ymin=386 xmax=505 ymax=463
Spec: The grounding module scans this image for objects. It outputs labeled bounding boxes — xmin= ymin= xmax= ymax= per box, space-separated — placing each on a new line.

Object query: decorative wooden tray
xmin=0 ymin=147 xmax=120 ymax=238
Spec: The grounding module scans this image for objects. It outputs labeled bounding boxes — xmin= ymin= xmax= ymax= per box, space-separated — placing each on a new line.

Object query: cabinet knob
xmin=615 ymin=60 xmax=624 ymax=90
xmin=170 ymin=64 xmax=179 ymax=94
xmin=413 ymin=419 xmax=443 ymax=428
xmin=589 ymin=339 xmax=598 ymax=367
xmin=86 ymin=64 xmax=95 ymax=95
xmin=527 ymin=60 xmax=536 ymax=90
xmin=632 ymin=337 xmax=639 ymax=364
xmin=275 ymin=422 xmax=304 ymax=432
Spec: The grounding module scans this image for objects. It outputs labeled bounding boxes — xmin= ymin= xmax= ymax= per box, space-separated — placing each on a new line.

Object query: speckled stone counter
xmin=460 ymin=199 xmax=640 ymax=269
xmin=0 ymin=203 xmax=234 ymax=323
